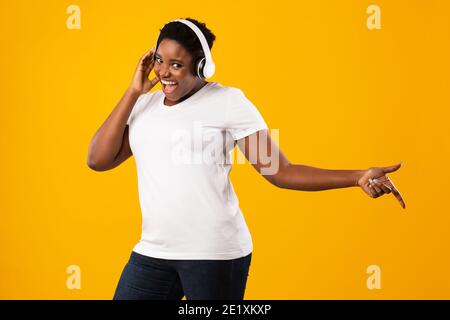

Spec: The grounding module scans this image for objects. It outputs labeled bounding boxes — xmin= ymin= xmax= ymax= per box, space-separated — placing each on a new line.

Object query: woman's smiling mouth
xmin=161 ymin=79 xmax=178 ymax=95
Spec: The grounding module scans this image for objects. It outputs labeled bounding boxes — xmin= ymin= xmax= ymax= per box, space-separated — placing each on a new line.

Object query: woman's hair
xmin=156 ymin=18 xmax=216 ymax=75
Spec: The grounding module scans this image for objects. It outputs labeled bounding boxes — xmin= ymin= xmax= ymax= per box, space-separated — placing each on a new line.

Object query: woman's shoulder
xmin=141 ymin=89 xmax=160 ymax=101
xmin=135 ymin=90 xmax=161 ymax=107
xmin=130 ymin=90 xmax=161 ymax=116
xmin=208 ymin=82 xmax=243 ymax=97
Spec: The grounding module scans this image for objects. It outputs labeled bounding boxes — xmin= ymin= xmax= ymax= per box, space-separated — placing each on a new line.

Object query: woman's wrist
xmin=354 ymin=169 xmax=367 ymax=187
xmin=127 ymin=84 xmax=145 ymax=96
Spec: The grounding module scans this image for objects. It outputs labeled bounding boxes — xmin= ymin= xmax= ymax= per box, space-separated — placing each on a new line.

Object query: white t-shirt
xmin=126 ymin=81 xmax=268 ymax=260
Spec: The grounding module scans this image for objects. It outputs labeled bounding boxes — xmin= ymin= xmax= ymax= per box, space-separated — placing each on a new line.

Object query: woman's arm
xmin=87 ymin=88 xmax=140 ymax=171
xmin=86 ymin=48 xmax=159 ymax=171
xmin=236 ymin=129 xmax=405 ymax=208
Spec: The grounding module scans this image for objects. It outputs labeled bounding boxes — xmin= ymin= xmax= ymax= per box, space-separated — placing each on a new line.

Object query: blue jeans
xmin=113 ymin=251 xmax=252 ymax=300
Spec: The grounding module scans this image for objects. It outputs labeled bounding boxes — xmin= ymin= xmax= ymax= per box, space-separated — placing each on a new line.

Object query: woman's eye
xmin=155 ymin=58 xmax=181 ymax=69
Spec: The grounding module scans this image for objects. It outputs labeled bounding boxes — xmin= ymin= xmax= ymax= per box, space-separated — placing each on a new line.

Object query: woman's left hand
xmin=357 ymin=163 xmax=406 ymax=209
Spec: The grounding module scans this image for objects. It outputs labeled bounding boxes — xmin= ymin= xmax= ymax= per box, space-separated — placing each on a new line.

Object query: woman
xmin=87 ymin=18 xmax=405 ymax=300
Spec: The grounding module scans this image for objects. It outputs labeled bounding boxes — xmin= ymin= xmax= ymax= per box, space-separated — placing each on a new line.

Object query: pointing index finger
xmin=385 ymin=180 xmax=406 ymax=209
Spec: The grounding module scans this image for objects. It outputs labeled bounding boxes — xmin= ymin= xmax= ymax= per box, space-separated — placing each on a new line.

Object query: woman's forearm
xmin=275 ymin=164 xmax=365 ymax=191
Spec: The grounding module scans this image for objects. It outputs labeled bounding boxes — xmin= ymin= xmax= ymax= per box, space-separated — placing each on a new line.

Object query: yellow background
xmin=1 ymin=0 xmax=449 ymax=299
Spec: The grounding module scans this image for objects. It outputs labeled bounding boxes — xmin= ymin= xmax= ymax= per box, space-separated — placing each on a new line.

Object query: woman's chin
xmin=164 ymin=95 xmax=178 ymax=102
xmin=162 ymin=89 xmax=179 ymax=99
xmin=163 ymin=94 xmax=182 ymax=106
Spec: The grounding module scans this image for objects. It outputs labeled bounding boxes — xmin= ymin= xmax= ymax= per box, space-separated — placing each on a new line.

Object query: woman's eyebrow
xmin=155 ymin=53 xmax=183 ymax=63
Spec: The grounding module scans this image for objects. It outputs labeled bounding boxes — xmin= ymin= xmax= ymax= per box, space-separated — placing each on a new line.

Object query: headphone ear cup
xmin=196 ymin=57 xmax=206 ymax=79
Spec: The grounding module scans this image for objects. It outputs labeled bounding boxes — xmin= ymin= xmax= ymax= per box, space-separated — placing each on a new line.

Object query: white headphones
xmin=155 ymin=19 xmax=215 ymax=79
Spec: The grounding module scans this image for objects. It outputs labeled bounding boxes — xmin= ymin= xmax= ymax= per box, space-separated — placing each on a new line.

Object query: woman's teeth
xmin=161 ymin=80 xmax=177 ymax=85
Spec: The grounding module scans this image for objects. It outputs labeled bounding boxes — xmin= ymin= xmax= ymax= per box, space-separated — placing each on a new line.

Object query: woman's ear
xmin=191 ymin=58 xmax=199 ymax=77
xmin=191 ymin=54 xmax=206 ymax=78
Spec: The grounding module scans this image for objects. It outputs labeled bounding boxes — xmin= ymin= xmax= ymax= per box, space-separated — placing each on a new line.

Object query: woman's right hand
xmin=129 ymin=47 xmax=160 ymax=94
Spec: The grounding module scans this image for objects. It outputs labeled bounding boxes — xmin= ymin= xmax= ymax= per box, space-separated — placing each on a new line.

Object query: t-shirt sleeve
xmin=226 ymin=87 xmax=268 ymax=140
xmin=126 ymin=93 xmax=150 ymax=126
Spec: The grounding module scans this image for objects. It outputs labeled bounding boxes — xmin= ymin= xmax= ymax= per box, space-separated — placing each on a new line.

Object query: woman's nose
xmin=158 ymin=64 xmax=170 ymax=78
